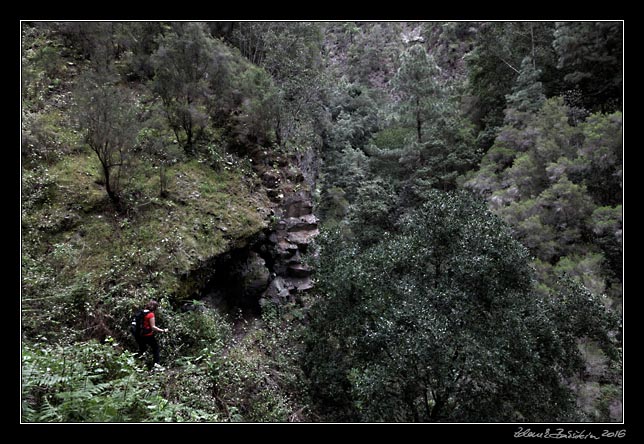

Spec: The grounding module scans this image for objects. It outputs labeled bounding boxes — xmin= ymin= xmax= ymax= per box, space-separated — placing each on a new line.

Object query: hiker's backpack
xmin=130 ymin=309 xmax=151 ymax=338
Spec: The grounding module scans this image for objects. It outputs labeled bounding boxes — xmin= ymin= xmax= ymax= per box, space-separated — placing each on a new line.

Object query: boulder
xmin=288 ymin=263 xmax=312 ymax=278
xmin=240 ymin=252 xmax=270 ymax=298
xmin=263 ymin=276 xmax=291 ymax=302
xmin=284 ymin=214 xmax=318 ymax=232
xmin=284 ymin=276 xmax=314 ymax=292
xmin=286 ymin=229 xmax=319 ymax=246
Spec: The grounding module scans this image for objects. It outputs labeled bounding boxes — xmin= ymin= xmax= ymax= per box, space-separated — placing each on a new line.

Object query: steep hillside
xmin=22 ymin=21 xmax=324 ymax=313
xmin=21 ymin=22 xmax=320 ymax=422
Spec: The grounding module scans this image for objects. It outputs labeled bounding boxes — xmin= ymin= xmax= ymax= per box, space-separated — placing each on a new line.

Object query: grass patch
xmin=23 ymin=151 xmax=272 ymax=336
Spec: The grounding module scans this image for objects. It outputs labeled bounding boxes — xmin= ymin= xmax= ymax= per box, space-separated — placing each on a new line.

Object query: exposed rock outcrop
xmin=179 ymin=147 xmax=319 ymax=313
xmin=262 ymin=190 xmax=318 ymax=304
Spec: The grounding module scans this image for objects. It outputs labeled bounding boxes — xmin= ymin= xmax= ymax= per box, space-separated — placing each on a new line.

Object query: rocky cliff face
xmin=253 ymin=145 xmax=319 ymax=306
xmin=181 ymin=146 xmax=319 ymax=314
xmin=262 ymin=190 xmax=319 ymax=305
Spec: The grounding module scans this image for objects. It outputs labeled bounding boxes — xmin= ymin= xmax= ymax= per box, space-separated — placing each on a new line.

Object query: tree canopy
xmin=304 ymin=190 xmax=618 ymax=422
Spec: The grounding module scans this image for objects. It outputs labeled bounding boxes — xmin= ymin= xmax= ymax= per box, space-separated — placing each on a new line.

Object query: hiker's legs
xmin=150 ymin=336 xmax=160 ymax=365
xmin=137 ymin=337 xmax=147 ymax=356
xmin=137 ymin=336 xmax=157 ymax=369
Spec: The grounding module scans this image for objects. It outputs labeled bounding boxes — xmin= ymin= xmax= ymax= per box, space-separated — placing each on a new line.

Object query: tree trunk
xmin=431 ymin=394 xmax=444 ymax=419
xmin=422 ymin=385 xmax=432 ymax=420
xmin=185 ymin=123 xmax=194 ymax=156
xmin=102 ymin=162 xmax=118 ymax=203
xmin=404 ymin=394 xmax=420 ymax=422
xmin=159 ymin=163 xmax=168 ymax=198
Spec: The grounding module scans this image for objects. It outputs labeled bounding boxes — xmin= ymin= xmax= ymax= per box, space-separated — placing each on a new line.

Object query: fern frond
xmin=38 ymin=396 xmax=63 ymax=422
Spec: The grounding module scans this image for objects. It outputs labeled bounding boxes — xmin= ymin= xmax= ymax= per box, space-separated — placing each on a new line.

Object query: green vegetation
xmin=304 ymin=191 xmax=617 ymax=421
xmin=21 ymin=22 xmax=306 ymax=422
xmin=22 ymin=21 xmax=622 ymax=423
xmin=22 ymin=305 xmax=308 ymax=422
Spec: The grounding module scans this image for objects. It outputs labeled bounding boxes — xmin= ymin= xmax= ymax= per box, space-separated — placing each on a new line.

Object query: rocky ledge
xmin=262 ymin=190 xmax=318 ymax=304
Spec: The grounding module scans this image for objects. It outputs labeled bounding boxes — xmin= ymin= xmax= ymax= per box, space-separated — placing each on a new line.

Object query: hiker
xmin=135 ymin=300 xmax=169 ymax=369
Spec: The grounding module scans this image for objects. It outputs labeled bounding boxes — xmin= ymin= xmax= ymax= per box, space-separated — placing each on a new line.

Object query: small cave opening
xmin=193 ymin=234 xmax=275 ymax=319
xmin=177 ymin=197 xmax=319 ymax=321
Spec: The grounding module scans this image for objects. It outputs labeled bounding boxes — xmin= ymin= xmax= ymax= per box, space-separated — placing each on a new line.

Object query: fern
xmin=21 ymin=399 xmax=38 ymax=422
xmin=22 ymin=338 xmax=200 ymax=422
xmin=38 ymin=397 xmax=63 ymax=422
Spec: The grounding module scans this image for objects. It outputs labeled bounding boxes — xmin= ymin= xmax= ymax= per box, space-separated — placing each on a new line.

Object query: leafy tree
xmin=536 ymin=176 xmax=594 ymax=253
xmin=496 ymin=176 xmax=594 ymax=264
xmin=420 ymin=22 xmax=478 ymax=80
xmin=151 ymin=22 xmax=228 ymax=156
xmin=74 ymin=70 xmax=138 ymax=203
xmin=318 ymin=186 xmax=350 ymax=224
xmin=468 ymin=96 xmax=621 ymax=273
xmin=324 ymin=81 xmax=382 ymax=153
xmin=305 ymin=190 xmax=617 ymax=422
xmin=321 ymin=145 xmax=369 ymax=212
xmin=465 ymin=91 xmax=622 ymax=411
xmin=590 ymin=205 xmax=622 ymax=281
xmin=118 ymin=21 xmax=166 ymax=81
xmin=53 ymin=22 xmax=115 ymax=63
xmin=317 ymin=81 xmax=383 ymax=222
xmin=410 ymin=100 xmax=478 ymax=194
xmin=227 ymin=22 xmax=326 ymax=150
xmin=577 ymin=111 xmax=623 ymax=206
xmin=388 ymin=44 xmax=479 ymax=198
xmin=366 ymin=101 xmax=477 ymax=205
xmin=229 ymin=64 xmax=279 ymax=147
xmin=346 ymin=22 xmax=402 ymax=89
xmin=467 ymin=97 xmax=580 ymax=200
xmin=342 ymin=42 xmax=476 ymax=206
xmin=553 ymin=253 xmax=609 ymax=300
xmin=364 ymin=126 xmax=412 ymax=189
xmin=349 ymin=178 xmax=396 ymax=247
xmin=136 ymin=106 xmax=183 ymax=198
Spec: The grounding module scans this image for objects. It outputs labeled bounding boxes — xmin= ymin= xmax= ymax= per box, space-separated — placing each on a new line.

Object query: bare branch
xmin=499 ymin=57 xmax=520 ymax=74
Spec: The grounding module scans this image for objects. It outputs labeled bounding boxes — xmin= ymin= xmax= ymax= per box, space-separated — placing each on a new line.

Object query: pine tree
xmin=553 ymin=21 xmax=622 ymax=112
xmin=393 ymin=44 xmax=440 ymax=144
xmin=504 ymin=56 xmax=546 ymax=126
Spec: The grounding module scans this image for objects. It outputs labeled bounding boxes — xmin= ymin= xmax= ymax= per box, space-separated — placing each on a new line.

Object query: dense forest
xmin=21 ymin=21 xmax=622 ymax=423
